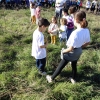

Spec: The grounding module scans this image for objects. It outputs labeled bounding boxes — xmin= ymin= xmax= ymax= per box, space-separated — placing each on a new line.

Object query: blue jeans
xmin=36 ymin=57 xmax=46 ymax=72
xmin=55 ymin=9 xmax=62 ymax=19
xmin=67 ymin=28 xmax=74 ymax=40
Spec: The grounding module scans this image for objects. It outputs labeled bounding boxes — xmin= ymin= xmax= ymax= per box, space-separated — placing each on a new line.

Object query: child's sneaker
xmin=39 ymin=71 xmax=47 ymax=76
xmin=69 ymin=78 xmax=76 ymax=84
xmin=46 ymin=75 xmax=52 ymax=83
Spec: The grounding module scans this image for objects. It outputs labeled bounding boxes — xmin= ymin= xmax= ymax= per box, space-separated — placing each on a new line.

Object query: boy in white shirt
xmin=31 ymin=18 xmax=50 ymax=75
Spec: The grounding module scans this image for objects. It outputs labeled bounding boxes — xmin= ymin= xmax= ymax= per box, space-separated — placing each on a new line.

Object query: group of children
xmin=48 ymin=6 xmax=76 ymax=45
xmin=0 ymin=0 xmax=30 ymax=9
xmin=30 ymin=2 xmax=41 ymax=24
xmin=86 ymin=0 xmax=100 ymax=14
xmin=31 ymin=9 xmax=91 ymax=84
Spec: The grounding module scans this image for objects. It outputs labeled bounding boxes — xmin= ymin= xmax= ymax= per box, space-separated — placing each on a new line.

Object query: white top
xmin=92 ymin=0 xmax=97 ymax=6
xmin=48 ymin=23 xmax=58 ymax=36
xmin=31 ymin=8 xmax=36 ymax=16
xmin=59 ymin=25 xmax=67 ymax=39
xmin=31 ymin=29 xmax=46 ymax=59
xmin=86 ymin=1 xmax=91 ymax=8
xmin=67 ymin=28 xmax=90 ymax=48
xmin=29 ymin=0 xmax=34 ymax=3
xmin=55 ymin=0 xmax=66 ymax=12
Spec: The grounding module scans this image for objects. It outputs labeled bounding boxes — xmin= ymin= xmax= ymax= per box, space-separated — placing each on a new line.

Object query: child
xmin=29 ymin=0 xmax=34 ymax=9
xmin=30 ymin=3 xmax=36 ymax=24
xmin=48 ymin=16 xmax=58 ymax=45
xmin=46 ymin=11 xmax=90 ymax=84
xmin=86 ymin=0 xmax=91 ymax=11
xmin=59 ymin=18 xmax=67 ymax=45
xmin=66 ymin=6 xmax=77 ymax=40
xmin=31 ymin=18 xmax=50 ymax=75
xmin=35 ymin=4 xmax=41 ymax=24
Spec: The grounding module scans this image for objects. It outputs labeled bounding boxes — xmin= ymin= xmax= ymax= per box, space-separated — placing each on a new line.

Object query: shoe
xmin=69 ymin=78 xmax=76 ymax=84
xmin=46 ymin=75 xmax=52 ymax=83
xmin=39 ymin=71 xmax=47 ymax=76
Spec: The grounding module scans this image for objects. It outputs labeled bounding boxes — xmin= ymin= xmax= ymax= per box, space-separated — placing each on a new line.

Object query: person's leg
xmin=51 ymin=59 xmax=68 ymax=80
xmin=53 ymin=35 xmax=56 ymax=44
xmin=51 ymin=35 xmax=53 ymax=44
xmin=36 ymin=58 xmax=46 ymax=72
xmin=40 ymin=58 xmax=46 ymax=72
xmin=71 ymin=60 xmax=78 ymax=80
xmin=67 ymin=29 xmax=74 ymax=40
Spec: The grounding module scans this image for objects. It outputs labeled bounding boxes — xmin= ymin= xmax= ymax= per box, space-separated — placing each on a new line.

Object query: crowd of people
xmin=85 ymin=0 xmax=100 ymax=14
xmin=31 ymin=0 xmax=91 ymax=84
xmin=0 ymin=0 xmax=92 ymax=84
xmin=0 ymin=0 xmax=83 ymax=9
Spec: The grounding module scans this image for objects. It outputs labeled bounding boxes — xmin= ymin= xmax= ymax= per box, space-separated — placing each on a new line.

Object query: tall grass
xmin=0 ymin=7 xmax=100 ymax=100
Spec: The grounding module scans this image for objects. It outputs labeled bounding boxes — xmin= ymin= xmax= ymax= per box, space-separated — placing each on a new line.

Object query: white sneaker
xmin=70 ymin=78 xmax=76 ymax=84
xmin=46 ymin=75 xmax=52 ymax=83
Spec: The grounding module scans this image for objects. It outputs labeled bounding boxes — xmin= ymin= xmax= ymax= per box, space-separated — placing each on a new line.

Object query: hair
xmin=69 ymin=6 xmax=77 ymax=14
xmin=74 ymin=11 xmax=88 ymax=28
xmin=62 ymin=8 xmax=69 ymax=15
xmin=38 ymin=18 xmax=50 ymax=27
xmin=31 ymin=3 xmax=35 ymax=8
xmin=60 ymin=18 xmax=67 ymax=25
xmin=51 ymin=16 xmax=57 ymax=24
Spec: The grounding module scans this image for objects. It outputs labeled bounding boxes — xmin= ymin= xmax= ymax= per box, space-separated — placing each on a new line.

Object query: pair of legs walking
xmin=51 ymin=59 xmax=77 ymax=80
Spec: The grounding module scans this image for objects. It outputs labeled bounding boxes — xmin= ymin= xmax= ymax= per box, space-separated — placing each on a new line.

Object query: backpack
xmin=67 ymin=16 xmax=74 ymax=29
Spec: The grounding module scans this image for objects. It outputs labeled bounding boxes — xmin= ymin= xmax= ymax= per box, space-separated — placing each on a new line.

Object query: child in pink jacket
xmin=35 ymin=4 xmax=41 ymax=24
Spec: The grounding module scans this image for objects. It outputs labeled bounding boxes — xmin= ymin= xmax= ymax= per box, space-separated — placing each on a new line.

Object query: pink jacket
xmin=35 ymin=7 xmax=41 ymax=19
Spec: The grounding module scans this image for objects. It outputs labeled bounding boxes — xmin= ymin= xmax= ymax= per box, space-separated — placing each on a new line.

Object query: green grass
xmin=0 ymin=7 xmax=100 ymax=100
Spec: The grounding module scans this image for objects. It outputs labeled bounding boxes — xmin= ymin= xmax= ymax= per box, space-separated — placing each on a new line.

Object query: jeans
xmin=36 ymin=57 xmax=46 ymax=72
xmin=67 ymin=28 xmax=74 ymax=40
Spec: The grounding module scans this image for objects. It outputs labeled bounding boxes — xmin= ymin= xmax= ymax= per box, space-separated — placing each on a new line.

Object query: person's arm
xmin=81 ymin=42 xmax=90 ymax=48
xmin=62 ymin=46 xmax=74 ymax=54
xmin=40 ymin=44 xmax=47 ymax=48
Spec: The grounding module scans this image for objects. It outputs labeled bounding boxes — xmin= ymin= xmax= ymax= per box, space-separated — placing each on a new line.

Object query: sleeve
xmin=86 ymin=30 xmax=90 ymax=43
xmin=66 ymin=31 xmax=77 ymax=47
xmin=38 ymin=34 xmax=44 ymax=47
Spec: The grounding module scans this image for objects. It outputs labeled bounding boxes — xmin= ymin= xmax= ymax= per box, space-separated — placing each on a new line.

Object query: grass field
xmin=0 ymin=7 xmax=100 ymax=100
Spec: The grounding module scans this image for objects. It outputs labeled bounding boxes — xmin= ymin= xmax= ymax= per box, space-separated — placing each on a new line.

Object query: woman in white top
xmin=46 ymin=11 xmax=90 ymax=84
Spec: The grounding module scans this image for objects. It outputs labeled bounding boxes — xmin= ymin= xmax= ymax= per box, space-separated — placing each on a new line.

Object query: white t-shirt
xmin=29 ymin=0 xmax=34 ymax=3
xmin=59 ymin=25 xmax=67 ymax=39
xmin=92 ymin=0 xmax=97 ymax=6
xmin=31 ymin=8 xmax=36 ymax=16
xmin=86 ymin=1 xmax=91 ymax=8
xmin=31 ymin=29 xmax=46 ymax=59
xmin=67 ymin=28 xmax=90 ymax=48
xmin=55 ymin=0 xmax=66 ymax=12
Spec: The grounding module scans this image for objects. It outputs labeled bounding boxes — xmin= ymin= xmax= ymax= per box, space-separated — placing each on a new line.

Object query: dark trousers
xmin=36 ymin=57 xmax=46 ymax=72
xmin=51 ymin=59 xmax=77 ymax=80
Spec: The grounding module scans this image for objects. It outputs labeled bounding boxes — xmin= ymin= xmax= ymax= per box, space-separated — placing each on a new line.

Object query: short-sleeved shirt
xmin=67 ymin=28 xmax=90 ymax=48
xmin=31 ymin=29 xmax=46 ymax=59
xmin=59 ymin=25 xmax=67 ymax=39
xmin=86 ymin=1 xmax=91 ymax=8
xmin=29 ymin=0 xmax=34 ymax=3
xmin=31 ymin=8 xmax=36 ymax=16
xmin=55 ymin=0 xmax=66 ymax=11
